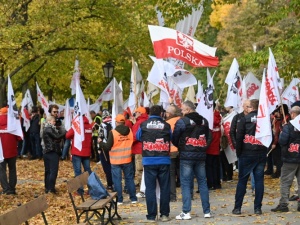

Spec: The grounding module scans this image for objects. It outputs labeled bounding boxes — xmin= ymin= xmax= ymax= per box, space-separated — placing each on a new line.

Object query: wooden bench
xmin=0 ymin=195 xmax=48 ymax=225
xmin=67 ymin=171 xmax=121 ymax=225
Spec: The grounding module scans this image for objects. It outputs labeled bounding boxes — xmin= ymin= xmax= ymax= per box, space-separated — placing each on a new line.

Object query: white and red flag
xmin=7 ymin=76 xmax=23 ymax=138
xmin=196 ymin=75 xmax=214 ymax=130
xmin=0 ymin=138 xmax=3 ymax=163
xmin=70 ymin=57 xmax=80 ymax=95
xmin=255 ymin=69 xmax=272 ymax=148
xmin=281 ymin=78 xmax=300 ymax=104
xmin=128 ymin=58 xmax=143 ymax=111
xmin=21 ymin=89 xmax=33 ymax=132
xmin=224 ymin=58 xmax=242 ymax=110
xmin=244 ymin=72 xmax=261 ymax=99
xmin=36 ymin=82 xmax=49 ymax=116
xmin=196 ymin=80 xmax=203 ymax=103
xmin=222 ymin=111 xmax=238 ymax=163
xmin=72 ymin=81 xmax=88 ymax=151
xmin=148 ymin=25 xmax=218 ymax=67
xmin=266 ymin=48 xmax=282 ymax=112
xmin=96 ymin=79 xmax=115 ymax=105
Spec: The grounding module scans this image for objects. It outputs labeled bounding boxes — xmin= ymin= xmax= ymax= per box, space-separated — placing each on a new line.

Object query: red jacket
xmin=0 ymin=114 xmax=21 ymax=159
xmin=206 ymin=110 xmax=222 ymax=155
xmin=131 ymin=113 xmax=148 ymax=154
xmin=66 ymin=116 xmax=93 ymax=157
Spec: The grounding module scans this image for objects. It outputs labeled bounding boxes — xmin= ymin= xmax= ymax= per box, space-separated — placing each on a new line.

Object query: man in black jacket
xmin=232 ymin=99 xmax=268 ymax=215
xmin=271 ymin=106 xmax=300 ymax=212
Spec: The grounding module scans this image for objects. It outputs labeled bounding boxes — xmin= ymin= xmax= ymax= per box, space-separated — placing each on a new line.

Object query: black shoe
xmin=264 ymin=170 xmax=272 ymax=175
xmin=29 ymin=156 xmax=37 ymax=160
xmin=289 ymin=195 xmax=299 ymax=201
xmin=271 ymin=204 xmax=289 ymax=212
xmin=271 ymin=172 xmax=280 ymax=179
xmin=232 ymin=208 xmax=241 ymax=215
xmin=215 ymin=185 xmax=222 ymax=189
xmin=107 ymin=186 xmax=113 ymax=191
xmin=49 ymin=189 xmax=57 ymax=194
xmin=298 ymin=202 xmax=300 ymax=212
xmin=208 ymin=187 xmax=216 ymax=191
xmin=254 ymin=208 xmax=262 ymax=215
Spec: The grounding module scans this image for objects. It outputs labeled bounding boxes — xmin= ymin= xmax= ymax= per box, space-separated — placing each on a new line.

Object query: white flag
xmin=36 ymin=82 xmax=49 ymax=116
xmin=7 ymin=76 xmax=23 ymax=139
xmin=290 ymin=114 xmax=300 ymax=131
xmin=255 ymin=69 xmax=272 ymax=148
xmin=185 ymin=85 xmax=196 ymax=103
xmin=70 ymin=58 xmax=80 ymax=95
xmin=21 ymin=89 xmax=33 ymax=132
xmin=128 ymin=58 xmax=143 ymax=109
xmin=72 ymin=82 xmax=86 ymax=151
xmin=111 ymin=78 xmax=123 ymax=128
xmin=224 ymin=58 xmax=242 ymax=109
xmin=96 ymin=79 xmax=115 ymax=104
xmin=266 ymin=48 xmax=282 ymax=113
xmin=222 ymin=111 xmax=238 ymax=164
xmin=196 ymin=75 xmax=214 ymax=129
xmin=64 ymin=99 xmax=72 ymax=131
xmin=196 ymin=80 xmax=203 ymax=103
xmin=147 ymin=81 xmax=159 ymax=101
xmin=281 ymin=78 xmax=300 ymax=104
xmin=0 ymin=138 xmax=4 ymax=163
xmin=244 ymin=72 xmax=261 ymax=99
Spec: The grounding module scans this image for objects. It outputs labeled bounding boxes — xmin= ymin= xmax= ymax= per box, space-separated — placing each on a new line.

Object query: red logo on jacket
xmin=243 ymin=134 xmax=263 ymax=145
xmin=143 ymin=138 xmax=169 ymax=151
xmin=288 ymin=143 xmax=300 ymax=153
xmin=186 ymin=135 xmax=207 ymax=147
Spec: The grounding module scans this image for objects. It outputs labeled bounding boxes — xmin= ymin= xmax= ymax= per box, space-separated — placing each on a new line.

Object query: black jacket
xmin=42 ymin=123 xmax=66 ymax=154
xmin=173 ymin=112 xmax=211 ymax=161
xmin=236 ymin=110 xmax=268 ymax=157
xmin=230 ymin=112 xmax=245 ymax=149
xmin=279 ymin=123 xmax=300 ymax=164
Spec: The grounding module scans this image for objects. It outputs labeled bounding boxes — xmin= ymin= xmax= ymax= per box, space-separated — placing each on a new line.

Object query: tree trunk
xmin=0 ymin=76 xmax=7 ymax=107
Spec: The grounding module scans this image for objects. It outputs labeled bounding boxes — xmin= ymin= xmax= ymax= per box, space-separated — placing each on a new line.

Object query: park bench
xmin=67 ymin=171 xmax=121 ymax=225
xmin=0 ymin=195 xmax=48 ymax=225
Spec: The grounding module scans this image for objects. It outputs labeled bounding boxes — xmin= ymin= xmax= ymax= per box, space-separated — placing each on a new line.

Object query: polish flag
xmin=255 ymin=69 xmax=272 ymax=148
xmin=148 ymin=25 xmax=218 ymax=67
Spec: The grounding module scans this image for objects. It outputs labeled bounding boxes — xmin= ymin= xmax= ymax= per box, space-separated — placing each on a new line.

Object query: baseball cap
xmin=115 ymin=114 xmax=125 ymax=123
xmin=135 ymin=107 xmax=146 ymax=114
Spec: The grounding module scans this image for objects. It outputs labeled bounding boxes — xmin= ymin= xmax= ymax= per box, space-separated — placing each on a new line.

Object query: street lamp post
xmin=102 ymin=61 xmax=114 ymax=111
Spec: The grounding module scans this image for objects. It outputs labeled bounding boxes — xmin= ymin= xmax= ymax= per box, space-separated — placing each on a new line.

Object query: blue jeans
xmin=61 ymin=139 xmax=71 ymax=159
xmin=180 ymin=160 xmax=210 ymax=214
xmin=234 ymin=154 xmax=267 ymax=210
xmin=144 ymin=164 xmax=170 ymax=220
xmin=72 ymin=155 xmax=92 ymax=194
xmin=111 ymin=163 xmax=137 ymax=203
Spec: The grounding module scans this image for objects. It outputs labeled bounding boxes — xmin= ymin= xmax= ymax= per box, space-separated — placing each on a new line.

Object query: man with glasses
xmin=173 ymin=100 xmax=212 ymax=220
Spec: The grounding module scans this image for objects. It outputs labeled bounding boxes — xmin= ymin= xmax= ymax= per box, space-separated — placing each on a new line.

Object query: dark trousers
xmin=220 ymin=150 xmax=233 ymax=180
xmin=99 ymin=150 xmax=113 ymax=186
xmin=170 ymin=158 xmax=177 ymax=200
xmin=92 ymin=136 xmax=99 ymax=161
xmin=43 ymin=151 xmax=59 ymax=191
xmin=0 ymin=157 xmax=17 ymax=193
xmin=206 ymin=154 xmax=221 ymax=188
xmin=265 ymin=151 xmax=274 ymax=173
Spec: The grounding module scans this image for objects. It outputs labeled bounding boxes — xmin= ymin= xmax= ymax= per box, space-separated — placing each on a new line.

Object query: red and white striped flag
xmin=7 ymin=76 xmax=23 ymax=139
xmin=255 ymin=69 xmax=272 ymax=148
xmin=148 ymin=25 xmax=218 ymax=67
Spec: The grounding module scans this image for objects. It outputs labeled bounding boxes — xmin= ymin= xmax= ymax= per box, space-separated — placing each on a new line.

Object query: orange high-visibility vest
xmin=110 ymin=129 xmax=133 ymax=165
xmin=167 ymin=116 xmax=181 ymax=153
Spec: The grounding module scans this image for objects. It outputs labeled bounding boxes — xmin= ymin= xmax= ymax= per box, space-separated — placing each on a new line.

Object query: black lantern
xmin=102 ymin=61 xmax=114 ymax=111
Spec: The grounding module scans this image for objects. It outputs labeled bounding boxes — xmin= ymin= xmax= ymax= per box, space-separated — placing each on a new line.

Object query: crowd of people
xmin=0 ymin=98 xmax=300 ymax=222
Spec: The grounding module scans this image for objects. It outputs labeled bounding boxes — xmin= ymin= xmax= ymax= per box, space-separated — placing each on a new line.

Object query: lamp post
xmin=102 ymin=61 xmax=114 ymax=111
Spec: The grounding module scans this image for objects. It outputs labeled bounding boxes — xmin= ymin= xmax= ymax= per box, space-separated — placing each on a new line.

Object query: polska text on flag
xmin=148 ymin=25 xmax=218 ymax=67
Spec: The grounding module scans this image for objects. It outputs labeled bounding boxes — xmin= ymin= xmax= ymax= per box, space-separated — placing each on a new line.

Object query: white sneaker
xmin=204 ymin=212 xmax=211 ymax=218
xmin=96 ymin=161 xmax=101 ymax=165
xmin=175 ymin=212 xmax=191 ymax=220
xmin=117 ymin=202 xmax=123 ymax=206
xmin=131 ymin=201 xmax=137 ymax=204
xmin=136 ymin=192 xmax=145 ymax=198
